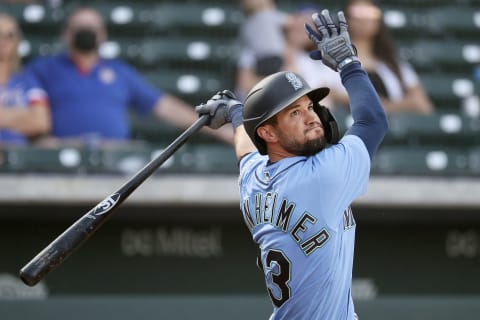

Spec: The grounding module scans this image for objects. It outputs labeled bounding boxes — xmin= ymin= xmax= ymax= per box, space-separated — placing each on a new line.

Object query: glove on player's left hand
xmin=195 ymin=90 xmax=243 ymax=129
xmin=304 ymin=9 xmax=359 ymax=72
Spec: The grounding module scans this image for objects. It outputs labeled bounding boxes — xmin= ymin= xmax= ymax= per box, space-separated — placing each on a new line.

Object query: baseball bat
xmin=19 ymin=114 xmax=210 ymax=286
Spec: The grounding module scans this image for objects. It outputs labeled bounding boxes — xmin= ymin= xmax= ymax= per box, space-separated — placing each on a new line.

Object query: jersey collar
xmin=256 ymin=156 xmax=306 ymax=185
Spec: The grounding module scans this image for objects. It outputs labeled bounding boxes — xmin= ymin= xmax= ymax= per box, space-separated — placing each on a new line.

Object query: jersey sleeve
xmin=239 ymin=152 xmax=261 ymax=185
xmin=239 ymin=151 xmax=264 ymax=187
xmin=121 ymin=62 xmax=163 ymax=115
xmin=312 ymin=135 xmax=370 ymax=227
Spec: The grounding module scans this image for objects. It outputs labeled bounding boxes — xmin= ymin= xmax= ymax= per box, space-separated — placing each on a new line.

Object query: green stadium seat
xmin=129 ymin=114 xmax=184 ymax=144
xmin=372 ymin=146 xmax=470 ymax=176
xmin=129 ymin=37 xmax=238 ymax=67
xmin=0 ymin=142 xmax=236 ymax=175
xmin=0 ymin=3 xmax=25 ymax=21
xmin=0 ymin=3 xmax=64 ymax=33
xmin=81 ymin=2 xmax=156 ymax=37
xmin=419 ymin=73 xmax=474 ymax=110
xmin=2 ymin=146 xmax=92 ymax=173
xmin=176 ymin=144 xmax=237 ymax=174
xmin=149 ymin=4 xmax=241 ymax=38
xmin=143 ymin=70 xmax=234 ymax=104
xmin=19 ymin=36 xmax=62 ymax=60
xmin=398 ymin=40 xmax=480 ymax=73
xmin=379 ymin=0 xmax=454 ymax=6
xmin=129 ymin=113 xmax=222 ymax=145
xmin=96 ymin=144 xmax=157 ymax=174
xmin=468 ymin=147 xmax=480 ymax=174
xmin=383 ymin=6 xmax=479 ymax=39
xmin=96 ymin=143 xmax=237 ymax=175
xmin=0 ymin=149 xmax=8 ymax=173
xmin=425 ymin=6 xmax=480 ymax=36
xmin=387 ymin=112 xmax=480 ymax=146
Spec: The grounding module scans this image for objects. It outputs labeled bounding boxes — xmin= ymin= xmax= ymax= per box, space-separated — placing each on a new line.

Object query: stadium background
xmin=1 ymin=0 xmax=480 ymax=319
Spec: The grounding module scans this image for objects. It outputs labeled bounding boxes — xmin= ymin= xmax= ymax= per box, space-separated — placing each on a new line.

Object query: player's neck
xmin=267 ymin=149 xmax=297 ymax=163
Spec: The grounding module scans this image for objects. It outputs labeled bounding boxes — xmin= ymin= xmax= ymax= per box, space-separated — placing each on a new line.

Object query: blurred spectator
xmin=27 ymin=6 xmax=233 ymax=145
xmin=343 ymin=0 xmax=433 ymax=114
xmin=0 ymin=12 xmax=49 ymax=145
xmin=235 ymin=0 xmax=290 ymax=99
xmin=283 ymin=4 xmax=346 ymax=110
xmin=286 ymin=0 xmax=433 ymax=115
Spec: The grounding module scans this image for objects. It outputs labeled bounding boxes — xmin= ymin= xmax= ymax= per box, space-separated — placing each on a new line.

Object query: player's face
xmin=273 ymin=95 xmax=327 ymax=156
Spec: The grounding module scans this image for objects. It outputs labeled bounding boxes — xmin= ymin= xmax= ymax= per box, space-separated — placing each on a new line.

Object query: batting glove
xmin=304 ymin=9 xmax=359 ymax=72
xmin=195 ymin=90 xmax=243 ymax=129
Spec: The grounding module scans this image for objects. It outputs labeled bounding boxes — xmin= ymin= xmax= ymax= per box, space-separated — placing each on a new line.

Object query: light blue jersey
xmin=239 ymin=134 xmax=370 ymax=320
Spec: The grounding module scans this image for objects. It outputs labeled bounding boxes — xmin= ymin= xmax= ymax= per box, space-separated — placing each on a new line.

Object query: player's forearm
xmin=233 ymin=125 xmax=256 ymax=161
xmin=341 ymin=63 xmax=389 ymax=159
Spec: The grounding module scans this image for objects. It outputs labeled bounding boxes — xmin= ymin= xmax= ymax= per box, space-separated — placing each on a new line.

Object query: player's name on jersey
xmin=120 ymin=226 xmax=223 ymax=258
xmin=241 ymin=192 xmax=330 ymax=256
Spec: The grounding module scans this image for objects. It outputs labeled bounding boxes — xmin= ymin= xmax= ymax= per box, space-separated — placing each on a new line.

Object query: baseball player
xmin=196 ymin=9 xmax=388 ymax=319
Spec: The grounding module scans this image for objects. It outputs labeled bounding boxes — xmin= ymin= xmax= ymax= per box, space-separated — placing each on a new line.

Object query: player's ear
xmin=257 ymin=124 xmax=278 ymax=143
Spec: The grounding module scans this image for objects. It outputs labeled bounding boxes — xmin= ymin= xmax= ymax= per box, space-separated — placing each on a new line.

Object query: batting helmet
xmin=243 ymin=71 xmax=340 ymax=155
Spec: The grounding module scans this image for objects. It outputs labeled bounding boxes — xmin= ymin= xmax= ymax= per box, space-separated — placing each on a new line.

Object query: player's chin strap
xmin=317 ymin=104 xmax=340 ymax=144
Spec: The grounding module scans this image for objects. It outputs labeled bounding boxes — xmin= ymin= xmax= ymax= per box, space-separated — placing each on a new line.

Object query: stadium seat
xmin=97 ymin=144 xmax=158 ymax=174
xmin=19 ymin=36 xmax=62 ymax=60
xmin=379 ymin=0 xmax=455 ymax=6
xmin=418 ymin=73 xmax=474 ymax=110
xmin=383 ymin=6 xmax=479 ymax=39
xmin=2 ymin=146 xmax=91 ymax=173
xmin=398 ymin=40 xmax=480 ymax=73
xmin=83 ymin=2 xmax=157 ymax=36
xmin=372 ymin=146 xmax=470 ymax=176
xmin=143 ymin=70 xmax=234 ymax=104
xmin=0 ymin=149 xmax=8 ymax=173
xmin=0 ymin=142 xmax=236 ymax=175
xmin=129 ymin=113 xmax=221 ymax=145
xmin=387 ymin=112 xmax=480 ymax=146
xmin=424 ymin=6 xmax=480 ymax=36
xmin=96 ymin=143 xmax=237 ymax=175
xmin=468 ymin=147 xmax=480 ymax=174
xmin=129 ymin=114 xmax=184 ymax=144
xmin=129 ymin=37 xmax=238 ymax=67
xmin=0 ymin=3 xmax=64 ymax=33
xmin=148 ymin=3 xmax=242 ymax=38
xmin=176 ymin=144 xmax=237 ymax=174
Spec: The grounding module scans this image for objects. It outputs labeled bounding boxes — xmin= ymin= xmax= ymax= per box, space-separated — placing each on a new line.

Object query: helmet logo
xmin=285 ymin=72 xmax=303 ymax=91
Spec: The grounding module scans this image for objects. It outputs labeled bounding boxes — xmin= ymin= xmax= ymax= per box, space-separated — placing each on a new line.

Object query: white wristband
xmin=337 ymin=56 xmax=360 ymax=72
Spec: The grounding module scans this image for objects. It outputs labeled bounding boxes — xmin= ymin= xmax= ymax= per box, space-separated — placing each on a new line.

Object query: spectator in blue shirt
xmin=27 ymin=7 xmax=233 ymax=144
xmin=0 ymin=13 xmax=49 ymax=145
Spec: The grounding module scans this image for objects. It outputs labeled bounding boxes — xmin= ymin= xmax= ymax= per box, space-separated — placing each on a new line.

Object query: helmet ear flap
xmin=315 ymin=104 xmax=340 ymax=144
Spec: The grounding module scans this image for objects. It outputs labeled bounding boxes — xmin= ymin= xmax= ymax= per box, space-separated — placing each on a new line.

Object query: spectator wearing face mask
xmin=26 ymin=6 xmax=233 ymax=144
